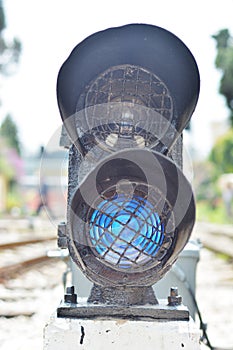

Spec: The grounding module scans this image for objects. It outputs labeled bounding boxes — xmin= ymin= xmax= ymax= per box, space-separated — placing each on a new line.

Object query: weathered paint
xmin=44 ymin=313 xmax=201 ymax=350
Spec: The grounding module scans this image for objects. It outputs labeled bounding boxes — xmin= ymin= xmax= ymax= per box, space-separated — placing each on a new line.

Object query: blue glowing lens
xmin=88 ymin=193 xmax=165 ymax=269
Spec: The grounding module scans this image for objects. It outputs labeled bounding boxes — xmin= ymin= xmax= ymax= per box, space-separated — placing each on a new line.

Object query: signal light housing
xmin=68 ymin=149 xmax=195 ymax=289
xmin=57 ymin=24 xmax=200 ymax=307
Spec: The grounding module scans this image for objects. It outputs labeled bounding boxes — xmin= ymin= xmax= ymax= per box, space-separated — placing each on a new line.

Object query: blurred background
xmin=1 ymin=0 xmax=233 ymax=222
xmin=0 ymin=1 xmax=233 ymax=349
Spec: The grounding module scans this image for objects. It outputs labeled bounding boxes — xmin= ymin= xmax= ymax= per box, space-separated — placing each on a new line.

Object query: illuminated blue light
xmin=89 ymin=193 xmax=165 ymax=269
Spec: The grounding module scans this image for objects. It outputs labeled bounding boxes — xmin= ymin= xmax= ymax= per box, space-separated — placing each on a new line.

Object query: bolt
xmin=64 ymin=285 xmax=77 ymax=304
xmin=57 ymin=222 xmax=67 ymax=249
xmin=170 ymin=287 xmax=178 ymax=297
xmin=168 ymin=287 xmax=182 ymax=306
xmin=82 ymin=248 xmax=88 ymax=257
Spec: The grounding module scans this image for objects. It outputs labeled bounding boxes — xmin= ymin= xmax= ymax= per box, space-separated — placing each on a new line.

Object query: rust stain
xmin=115 ymin=319 xmax=128 ymax=325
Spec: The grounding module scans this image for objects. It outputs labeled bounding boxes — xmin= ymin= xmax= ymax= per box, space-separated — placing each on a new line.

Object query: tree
xmin=0 ymin=114 xmax=21 ymax=154
xmin=209 ymin=128 xmax=233 ymax=175
xmin=212 ymin=29 xmax=233 ymax=126
xmin=0 ymin=0 xmax=21 ymax=76
xmin=0 ymin=1 xmax=21 ymax=155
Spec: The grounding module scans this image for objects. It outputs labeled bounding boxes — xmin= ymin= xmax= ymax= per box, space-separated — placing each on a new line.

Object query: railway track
xmin=0 ymin=236 xmax=55 ymax=250
xmin=193 ymin=222 xmax=233 ymax=260
xmin=0 ymin=221 xmax=232 ymax=283
xmin=0 ymin=235 xmax=58 ymax=282
xmin=0 ymin=254 xmax=57 ymax=282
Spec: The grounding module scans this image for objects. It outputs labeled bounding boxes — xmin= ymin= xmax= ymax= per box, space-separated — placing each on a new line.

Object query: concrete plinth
xmin=44 ymin=313 xmax=201 ymax=350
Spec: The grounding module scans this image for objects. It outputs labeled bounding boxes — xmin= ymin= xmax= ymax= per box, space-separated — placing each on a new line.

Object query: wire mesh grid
xmin=86 ymin=184 xmax=175 ymax=271
xmin=83 ymin=65 xmax=173 ymax=148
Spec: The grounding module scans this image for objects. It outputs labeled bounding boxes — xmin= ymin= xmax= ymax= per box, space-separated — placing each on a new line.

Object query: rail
xmin=0 ymin=235 xmax=58 ymax=282
xmin=0 ymin=236 xmax=56 ymax=250
xmin=0 ymin=255 xmax=54 ymax=282
xmin=193 ymin=222 xmax=233 ymax=260
xmin=0 ymin=221 xmax=232 ymax=284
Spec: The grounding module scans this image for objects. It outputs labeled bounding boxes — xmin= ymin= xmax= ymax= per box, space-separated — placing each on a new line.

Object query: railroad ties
xmin=0 ymin=218 xmax=67 ymax=320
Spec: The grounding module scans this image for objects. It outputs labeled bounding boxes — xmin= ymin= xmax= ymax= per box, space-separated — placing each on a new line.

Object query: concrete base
xmin=44 ymin=313 xmax=201 ymax=350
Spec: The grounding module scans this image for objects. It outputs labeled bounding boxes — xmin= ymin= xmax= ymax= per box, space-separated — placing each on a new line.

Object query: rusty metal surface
xmin=57 ymin=222 xmax=67 ymax=249
xmin=57 ymin=298 xmax=189 ymax=321
xmin=87 ymin=285 xmax=158 ymax=306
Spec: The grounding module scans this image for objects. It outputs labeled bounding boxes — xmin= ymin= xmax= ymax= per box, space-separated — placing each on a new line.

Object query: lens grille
xmin=82 ymin=65 xmax=173 ymax=149
xmin=87 ymin=187 xmax=174 ymax=271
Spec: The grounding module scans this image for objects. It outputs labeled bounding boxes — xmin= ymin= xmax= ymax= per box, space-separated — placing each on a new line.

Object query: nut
xmin=64 ymin=286 xmax=77 ymax=304
xmin=168 ymin=287 xmax=182 ymax=306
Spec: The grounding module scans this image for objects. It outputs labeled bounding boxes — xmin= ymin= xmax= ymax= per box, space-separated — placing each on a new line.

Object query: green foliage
xmin=0 ymin=0 xmax=6 ymax=32
xmin=193 ymin=160 xmax=220 ymax=201
xmin=0 ymin=114 xmax=21 ymax=154
xmin=0 ymin=154 xmax=14 ymax=178
xmin=196 ymin=200 xmax=233 ymax=224
xmin=212 ymin=29 xmax=230 ymax=49
xmin=6 ymin=190 xmax=22 ymax=211
xmin=209 ymin=128 xmax=233 ymax=174
xmin=197 ymin=122 xmax=233 ymax=225
xmin=0 ymin=0 xmax=21 ymax=76
xmin=213 ymin=29 xmax=233 ymax=125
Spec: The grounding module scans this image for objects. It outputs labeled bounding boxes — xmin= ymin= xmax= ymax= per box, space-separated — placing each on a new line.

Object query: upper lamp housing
xmin=57 ymin=23 xmax=199 ymax=155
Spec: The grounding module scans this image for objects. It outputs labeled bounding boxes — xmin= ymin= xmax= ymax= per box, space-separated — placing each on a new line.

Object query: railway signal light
xmin=57 ymin=23 xmax=200 ymax=308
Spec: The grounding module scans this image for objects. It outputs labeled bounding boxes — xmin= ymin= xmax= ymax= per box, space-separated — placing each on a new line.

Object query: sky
xmin=1 ymin=0 xmax=233 ymax=158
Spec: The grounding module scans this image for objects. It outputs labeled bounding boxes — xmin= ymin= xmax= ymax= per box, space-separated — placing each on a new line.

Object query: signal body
xmin=57 ymin=23 xmax=200 ymax=306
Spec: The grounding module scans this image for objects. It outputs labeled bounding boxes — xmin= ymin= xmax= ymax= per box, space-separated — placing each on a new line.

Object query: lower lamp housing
xmin=66 ymin=148 xmax=195 ymax=306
